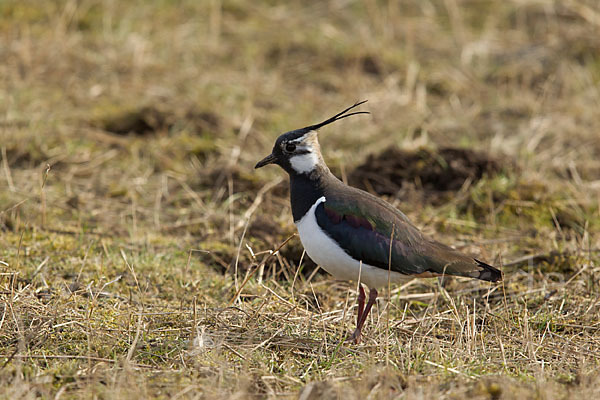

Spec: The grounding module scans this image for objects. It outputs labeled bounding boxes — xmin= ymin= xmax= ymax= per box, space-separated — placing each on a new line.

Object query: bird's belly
xmin=294 ymin=196 xmax=410 ymax=288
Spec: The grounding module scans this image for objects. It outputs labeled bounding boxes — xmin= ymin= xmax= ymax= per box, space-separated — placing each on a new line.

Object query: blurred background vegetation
xmin=1 ymin=0 xmax=599 ymax=398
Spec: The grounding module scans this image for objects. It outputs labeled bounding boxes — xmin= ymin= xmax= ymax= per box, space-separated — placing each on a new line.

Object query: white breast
xmin=295 ymin=196 xmax=410 ymax=289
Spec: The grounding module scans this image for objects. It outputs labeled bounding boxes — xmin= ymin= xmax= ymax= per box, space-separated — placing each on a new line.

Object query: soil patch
xmin=348 ymin=146 xmax=507 ymax=201
xmin=3 ymin=144 xmax=49 ymax=169
xmin=97 ymin=106 xmax=220 ymax=136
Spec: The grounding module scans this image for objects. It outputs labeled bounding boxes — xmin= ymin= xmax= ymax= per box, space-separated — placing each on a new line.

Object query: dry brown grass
xmin=1 ymin=0 xmax=600 ymax=398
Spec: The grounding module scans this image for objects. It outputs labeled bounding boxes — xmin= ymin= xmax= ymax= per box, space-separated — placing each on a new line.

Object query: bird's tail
xmin=473 ymin=259 xmax=503 ymax=282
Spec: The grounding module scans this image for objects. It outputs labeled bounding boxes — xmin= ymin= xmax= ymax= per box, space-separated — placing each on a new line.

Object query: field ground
xmin=1 ymin=0 xmax=600 ymax=398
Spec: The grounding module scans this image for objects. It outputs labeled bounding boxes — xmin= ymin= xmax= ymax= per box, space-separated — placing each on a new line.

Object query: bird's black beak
xmin=255 ymin=153 xmax=277 ymax=169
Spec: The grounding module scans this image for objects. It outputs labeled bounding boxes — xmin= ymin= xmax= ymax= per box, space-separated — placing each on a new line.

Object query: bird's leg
xmin=357 ymin=288 xmax=378 ymax=333
xmin=356 ymin=285 xmax=366 ymax=326
xmin=348 ymin=288 xmax=378 ymax=343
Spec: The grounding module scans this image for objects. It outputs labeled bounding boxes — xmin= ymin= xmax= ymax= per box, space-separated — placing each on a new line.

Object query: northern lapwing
xmin=255 ymin=101 xmax=502 ymax=342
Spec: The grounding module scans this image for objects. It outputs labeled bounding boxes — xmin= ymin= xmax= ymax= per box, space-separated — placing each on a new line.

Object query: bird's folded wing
xmin=314 ymin=196 xmax=500 ymax=280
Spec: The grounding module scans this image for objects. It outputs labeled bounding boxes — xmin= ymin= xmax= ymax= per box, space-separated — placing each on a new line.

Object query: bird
xmin=255 ymin=101 xmax=502 ymax=343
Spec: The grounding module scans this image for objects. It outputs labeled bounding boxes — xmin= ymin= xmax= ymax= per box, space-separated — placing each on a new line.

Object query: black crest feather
xmin=305 ymin=100 xmax=369 ymax=131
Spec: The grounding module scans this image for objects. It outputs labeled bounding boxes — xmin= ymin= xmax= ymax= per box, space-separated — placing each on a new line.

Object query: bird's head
xmin=255 ymin=101 xmax=369 ymax=176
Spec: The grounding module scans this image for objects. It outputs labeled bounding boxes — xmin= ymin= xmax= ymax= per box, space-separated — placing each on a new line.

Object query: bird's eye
xmin=285 ymin=143 xmax=296 ymax=153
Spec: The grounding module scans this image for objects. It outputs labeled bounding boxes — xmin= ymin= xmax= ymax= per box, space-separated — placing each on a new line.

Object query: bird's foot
xmin=346 ymin=288 xmax=377 ymax=344
xmin=346 ymin=329 xmax=362 ymax=344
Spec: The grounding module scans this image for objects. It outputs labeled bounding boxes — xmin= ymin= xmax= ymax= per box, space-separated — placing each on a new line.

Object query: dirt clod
xmin=3 ymin=145 xmax=49 ymax=169
xmin=100 ymin=106 xmax=170 ymax=135
xmin=98 ymin=106 xmax=220 ymax=136
xmin=348 ymin=146 xmax=506 ymax=200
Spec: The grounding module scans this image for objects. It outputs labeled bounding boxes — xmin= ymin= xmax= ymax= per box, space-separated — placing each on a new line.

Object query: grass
xmin=1 ymin=0 xmax=600 ymax=398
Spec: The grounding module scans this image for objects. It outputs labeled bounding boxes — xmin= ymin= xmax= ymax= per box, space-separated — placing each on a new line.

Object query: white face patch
xmin=284 ymin=130 xmax=322 ymax=174
xmin=289 ymin=151 xmax=319 ymax=174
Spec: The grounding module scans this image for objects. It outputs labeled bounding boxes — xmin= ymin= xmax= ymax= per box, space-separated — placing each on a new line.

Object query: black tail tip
xmin=474 ymin=258 xmax=503 ymax=282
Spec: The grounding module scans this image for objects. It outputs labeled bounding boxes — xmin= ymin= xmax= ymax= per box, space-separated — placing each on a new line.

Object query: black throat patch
xmin=289 ymin=167 xmax=330 ymax=222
